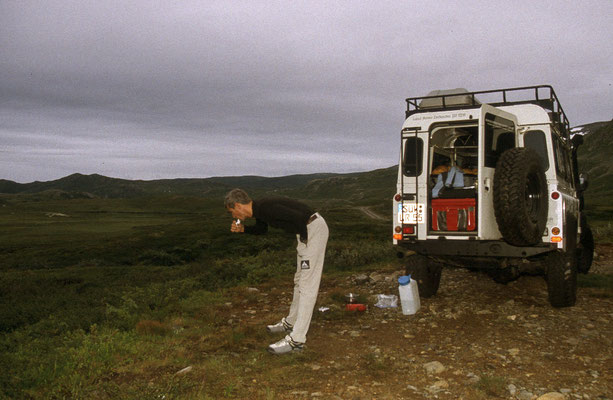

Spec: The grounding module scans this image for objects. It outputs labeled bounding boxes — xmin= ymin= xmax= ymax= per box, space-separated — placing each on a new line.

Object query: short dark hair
xmin=224 ymin=188 xmax=251 ymax=209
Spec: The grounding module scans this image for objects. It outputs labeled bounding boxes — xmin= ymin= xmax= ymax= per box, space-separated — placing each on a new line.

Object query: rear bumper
xmin=397 ymin=238 xmax=555 ymax=258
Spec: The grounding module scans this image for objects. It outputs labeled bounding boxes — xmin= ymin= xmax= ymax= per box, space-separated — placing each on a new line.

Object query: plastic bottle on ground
xmin=398 ymin=275 xmax=420 ymax=315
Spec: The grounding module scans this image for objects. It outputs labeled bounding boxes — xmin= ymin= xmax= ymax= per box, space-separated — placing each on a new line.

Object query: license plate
xmin=398 ymin=203 xmax=425 ymax=224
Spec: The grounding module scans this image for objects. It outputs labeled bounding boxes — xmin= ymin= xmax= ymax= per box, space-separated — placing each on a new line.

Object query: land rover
xmin=393 ymin=85 xmax=594 ymax=307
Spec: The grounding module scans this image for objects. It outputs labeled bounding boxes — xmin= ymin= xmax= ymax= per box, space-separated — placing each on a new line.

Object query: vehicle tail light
xmin=551 ymin=237 xmax=562 ymax=243
xmin=551 ymin=192 xmax=560 ymax=200
xmin=394 ymin=194 xmax=402 ymax=201
xmin=394 ymin=226 xmax=402 ymax=233
xmin=393 ymin=233 xmax=402 ymax=240
xmin=403 ymin=226 xmax=415 ymax=234
xmin=551 ymin=227 xmax=560 ymax=235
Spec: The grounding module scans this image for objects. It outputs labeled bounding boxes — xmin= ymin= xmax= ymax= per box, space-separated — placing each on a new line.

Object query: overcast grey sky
xmin=1 ymin=1 xmax=612 ymax=183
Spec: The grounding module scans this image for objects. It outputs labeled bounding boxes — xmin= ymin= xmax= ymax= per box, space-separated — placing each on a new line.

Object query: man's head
xmin=225 ymin=188 xmax=253 ymax=219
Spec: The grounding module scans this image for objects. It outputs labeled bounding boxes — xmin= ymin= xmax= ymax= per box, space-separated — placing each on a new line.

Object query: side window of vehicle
xmin=404 ymin=137 xmax=423 ymax=176
xmin=552 ymin=135 xmax=572 ymax=185
xmin=563 ymin=144 xmax=575 ymax=188
xmin=524 ymin=130 xmax=549 ymax=172
xmin=484 ymin=113 xmax=515 ymax=168
xmin=553 ymin=137 xmax=564 ymax=180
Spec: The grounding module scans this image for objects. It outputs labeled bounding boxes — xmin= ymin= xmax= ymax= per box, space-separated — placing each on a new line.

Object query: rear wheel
xmin=405 ymin=254 xmax=442 ymax=298
xmin=545 ymin=250 xmax=577 ymax=307
xmin=576 ymin=217 xmax=594 ymax=274
xmin=489 ymin=259 xmax=520 ymax=284
xmin=494 ymin=148 xmax=548 ymax=246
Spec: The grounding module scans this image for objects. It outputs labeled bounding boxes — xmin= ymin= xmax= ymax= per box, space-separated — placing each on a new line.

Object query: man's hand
xmin=231 ymin=219 xmax=244 ymax=233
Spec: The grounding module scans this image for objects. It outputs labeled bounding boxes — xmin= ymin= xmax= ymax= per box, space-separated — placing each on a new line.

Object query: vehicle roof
xmin=404 ymin=85 xmax=570 ymax=137
xmin=497 ymin=104 xmax=551 ymax=126
xmin=403 ymin=104 xmax=554 ymax=129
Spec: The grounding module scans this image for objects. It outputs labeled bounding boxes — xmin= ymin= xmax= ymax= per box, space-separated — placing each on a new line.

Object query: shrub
xmin=135 ymin=320 xmax=171 ymax=336
xmin=138 ymin=249 xmax=183 ymax=266
xmin=475 ymin=375 xmax=507 ymax=398
xmin=326 ymin=240 xmax=394 ymax=270
xmin=105 ymin=294 xmax=140 ymax=330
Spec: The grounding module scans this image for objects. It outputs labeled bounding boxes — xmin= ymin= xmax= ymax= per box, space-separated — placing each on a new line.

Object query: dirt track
xmin=238 ymin=244 xmax=613 ymax=399
xmin=357 ymin=206 xmax=386 ymax=221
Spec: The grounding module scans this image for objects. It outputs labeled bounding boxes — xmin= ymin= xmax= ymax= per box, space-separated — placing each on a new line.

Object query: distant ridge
xmin=571 ymin=121 xmax=610 ymax=137
xmin=0 ymin=171 xmax=346 ymax=199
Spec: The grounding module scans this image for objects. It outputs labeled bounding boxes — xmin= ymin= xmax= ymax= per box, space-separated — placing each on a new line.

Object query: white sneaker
xmin=267 ymin=336 xmax=304 ymax=355
xmin=266 ymin=318 xmax=292 ymax=334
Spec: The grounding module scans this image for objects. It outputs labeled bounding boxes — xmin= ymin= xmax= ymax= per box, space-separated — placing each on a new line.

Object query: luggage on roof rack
xmin=418 ymin=88 xmax=481 ymax=109
xmin=405 ymin=85 xmax=570 ymax=137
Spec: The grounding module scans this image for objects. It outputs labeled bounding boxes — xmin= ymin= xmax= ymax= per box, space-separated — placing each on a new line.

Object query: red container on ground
xmin=345 ymin=304 xmax=367 ymax=312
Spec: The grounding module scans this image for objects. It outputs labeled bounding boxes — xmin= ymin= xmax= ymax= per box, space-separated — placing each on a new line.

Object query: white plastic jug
xmin=398 ymin=275 xmax=420 ymax=315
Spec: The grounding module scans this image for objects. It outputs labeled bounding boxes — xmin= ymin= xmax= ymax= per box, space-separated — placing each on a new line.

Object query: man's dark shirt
xmin=245 ymin=197 xmax=314 ymax=240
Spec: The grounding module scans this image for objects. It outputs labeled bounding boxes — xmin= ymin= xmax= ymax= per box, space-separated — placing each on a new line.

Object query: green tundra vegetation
xmin=577 ymin=120 xmax=613 ymax=239
xmin=0 ymin=181 xmax=398 ymax=398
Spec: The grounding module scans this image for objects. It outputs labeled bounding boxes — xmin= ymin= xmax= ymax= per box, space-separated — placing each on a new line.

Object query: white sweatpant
xmin=285 ymin=214 xmax=329 ymax=343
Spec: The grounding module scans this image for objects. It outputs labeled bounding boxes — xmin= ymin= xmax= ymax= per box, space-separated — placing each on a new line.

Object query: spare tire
xmin=494 ymin=148 xmax=548 ymax=246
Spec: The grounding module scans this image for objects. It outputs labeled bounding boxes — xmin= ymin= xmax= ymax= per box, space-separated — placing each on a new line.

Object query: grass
xmin=0 ymin=194 xmax=395 ymax=398
xmin=359 ymin=352 xmax=388 ymax=377
xmin=578 ymin=273 xmax=613 ymax=298
xmin=578 ymin=271 xmax=613 ymax=287
xmin=475 ymin=375 xmax=508 ymax=398
xmin=1 ymin=280 xmax=324 ymax=398
xmin=592 ymin=221 xmax=613 ymax=243
xmin=585 ymin=207 xmax=613 ymax=243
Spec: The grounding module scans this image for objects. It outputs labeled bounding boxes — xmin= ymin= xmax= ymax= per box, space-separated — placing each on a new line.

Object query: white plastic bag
xmin=374 ymin=294 xmax=398 ymax=308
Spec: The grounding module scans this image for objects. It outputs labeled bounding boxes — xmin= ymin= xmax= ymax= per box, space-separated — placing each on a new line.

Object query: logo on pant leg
xmin=300 ymin=260 xmax=310 ymax=269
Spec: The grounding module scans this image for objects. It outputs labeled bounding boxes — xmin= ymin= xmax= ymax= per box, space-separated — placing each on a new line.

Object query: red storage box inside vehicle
xmin=431 ymin=198 xmax=476 ymax=231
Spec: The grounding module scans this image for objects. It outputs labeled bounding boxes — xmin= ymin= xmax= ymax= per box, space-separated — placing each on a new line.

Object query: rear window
xmin=524 ymin=130 xmax=549 ymax=171
xmin=552 ymin=135 xmax=574 ymax=186
xmin=484 ymin=113 xmax=515 ymax=168
xmin=403 ymin=137 xmax=423 ymax=176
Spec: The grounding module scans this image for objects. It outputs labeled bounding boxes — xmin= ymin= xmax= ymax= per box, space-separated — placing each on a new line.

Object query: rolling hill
xmin=0 ymin=172 xmax=341 ymax=200
xmin=577 ymin=119 xmax=613 ymax=205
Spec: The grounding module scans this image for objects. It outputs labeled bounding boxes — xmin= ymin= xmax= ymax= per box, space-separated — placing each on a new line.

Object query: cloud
xmin=1 ymin=0 xmax=612 ymax=182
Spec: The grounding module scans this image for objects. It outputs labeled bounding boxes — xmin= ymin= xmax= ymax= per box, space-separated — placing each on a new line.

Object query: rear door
xmin=398 ymin=129 xmax=428 ymax=240
xmin=478 ymin=104 xmax=518 ymax=239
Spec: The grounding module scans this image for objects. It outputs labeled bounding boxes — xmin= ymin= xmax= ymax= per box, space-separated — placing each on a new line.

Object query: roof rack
xmin=405 ymin=85 xmax=570 ymax=137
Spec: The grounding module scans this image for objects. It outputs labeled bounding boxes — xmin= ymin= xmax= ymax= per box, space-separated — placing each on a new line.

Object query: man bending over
xmin=224 ymin=189 xmax=329 ymax=355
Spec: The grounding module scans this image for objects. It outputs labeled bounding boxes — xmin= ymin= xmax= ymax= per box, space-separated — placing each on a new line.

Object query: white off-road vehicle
xmin=392 ymin=85 xmax=594 ymax=307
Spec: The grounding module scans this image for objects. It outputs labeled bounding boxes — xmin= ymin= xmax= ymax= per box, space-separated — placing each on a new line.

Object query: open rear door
xmin=478 ymin=104 xmax=518 ymax=240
